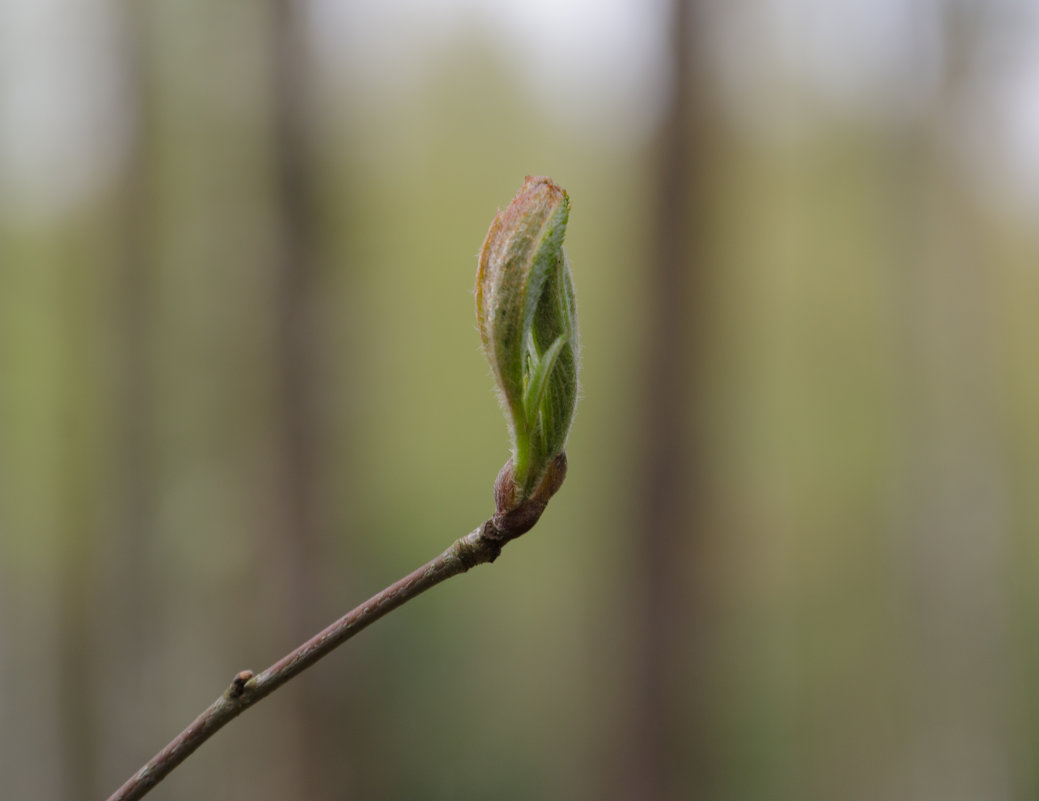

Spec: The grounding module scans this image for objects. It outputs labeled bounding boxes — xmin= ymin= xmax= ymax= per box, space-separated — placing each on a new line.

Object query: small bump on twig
xmin=228 ymin=670 xmax=254 ymax=699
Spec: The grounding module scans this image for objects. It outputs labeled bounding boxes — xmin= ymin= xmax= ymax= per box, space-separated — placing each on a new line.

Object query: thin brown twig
xmin=105 ymin=520 xmax=510 ymax=801
xmin=106 ymin=449 xmax=567 ymax=801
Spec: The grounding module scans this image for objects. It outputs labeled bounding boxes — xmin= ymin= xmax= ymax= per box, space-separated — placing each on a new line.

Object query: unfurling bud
xmin=476 ymin=176 xmax=579 ymax=513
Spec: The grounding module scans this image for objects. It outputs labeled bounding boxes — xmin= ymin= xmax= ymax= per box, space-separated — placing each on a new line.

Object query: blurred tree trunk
xmin=890 ymin=3 xmax=1015 ymax=799
xmin=619 ymin=1 xmax=720 ymax=799
xmin=97 ymin=0 xmax=161 ymax=784
xmin=268 ymin=2 xmax=352 ymax=797
xmin=55 ymin=268 xmax=102 ymax=801
xmin=55 ymin=3 xmax=160 ymax=796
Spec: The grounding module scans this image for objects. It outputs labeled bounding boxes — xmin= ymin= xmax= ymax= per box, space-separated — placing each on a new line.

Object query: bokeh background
xmin=2 ymin=1 xmax=1038 ymax=799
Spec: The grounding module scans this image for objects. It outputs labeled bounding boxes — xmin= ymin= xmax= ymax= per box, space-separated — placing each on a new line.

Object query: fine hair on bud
xmin=476 ymin=176 xmax=579 ymax=504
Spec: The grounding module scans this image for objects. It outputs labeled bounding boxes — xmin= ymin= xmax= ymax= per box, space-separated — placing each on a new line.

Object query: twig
xmin=105 ymin=519 xmax=515 ymax=801
xmin=105 ymin=167 xmax=579 ymax=801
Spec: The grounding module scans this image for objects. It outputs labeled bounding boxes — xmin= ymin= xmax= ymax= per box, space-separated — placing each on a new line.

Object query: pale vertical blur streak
xmin=893 ymin=3 xmax=1016 ymax=799
xmin=96 ymin=0 xmax=161 ymax=789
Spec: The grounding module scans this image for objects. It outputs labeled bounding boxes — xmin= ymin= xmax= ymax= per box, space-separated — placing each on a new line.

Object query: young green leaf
xmin=476 ymin=176 xmax=579 ymax=507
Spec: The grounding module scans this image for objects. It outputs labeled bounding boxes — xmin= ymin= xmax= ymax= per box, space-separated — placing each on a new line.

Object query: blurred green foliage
xmin=1 ymin=4 xmax=1038 ymax=801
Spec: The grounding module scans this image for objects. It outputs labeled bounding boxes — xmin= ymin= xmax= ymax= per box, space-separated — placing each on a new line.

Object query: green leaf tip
xmin=476 ymin=176 xmax=579 ymax=511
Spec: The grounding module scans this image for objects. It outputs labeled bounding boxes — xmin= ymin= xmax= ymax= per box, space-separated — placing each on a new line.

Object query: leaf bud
xmin=476 ymin=176 xmax=579 ymax=505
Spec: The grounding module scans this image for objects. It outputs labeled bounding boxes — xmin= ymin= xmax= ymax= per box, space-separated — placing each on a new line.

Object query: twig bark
xmin=105 ymin=519 xmax=516 ymax=801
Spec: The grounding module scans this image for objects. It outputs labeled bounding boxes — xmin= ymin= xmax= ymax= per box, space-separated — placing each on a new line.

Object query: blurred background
xmin=2 ymin=1 xmax=1038 ymax=799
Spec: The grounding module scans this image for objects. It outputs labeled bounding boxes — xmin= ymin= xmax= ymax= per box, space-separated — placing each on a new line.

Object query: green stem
xmin=105 ymin=521 xmax=514 ymax=801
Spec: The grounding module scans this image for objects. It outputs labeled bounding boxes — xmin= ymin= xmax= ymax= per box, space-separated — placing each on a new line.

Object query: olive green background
xmin=1 ymin=2 xmax=1037 ymax=800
